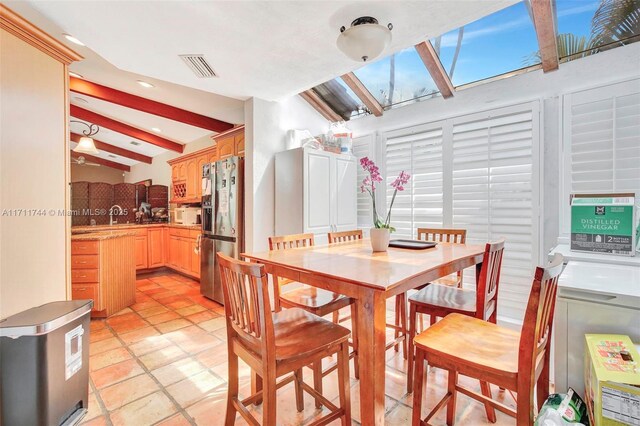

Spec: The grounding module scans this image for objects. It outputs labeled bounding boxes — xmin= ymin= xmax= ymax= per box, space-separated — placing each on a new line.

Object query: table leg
xmin=355 ymin=290 xmax=387 ymax=425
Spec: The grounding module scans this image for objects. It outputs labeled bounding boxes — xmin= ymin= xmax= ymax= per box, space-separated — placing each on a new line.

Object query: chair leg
xmin=225 ymin=351 xmax=239 ymax=425
xmin=411 ymin=348 xmax=426 ymax=425
xmin=262 ymin=373 xmax=277 ymax=426
xmin=251 ymin=370 xmax=263 ymax=406
xmin=337 ymin=342 xmax=352 ymax=425
xmin=394 ymin=296 xmax=401 ymax=352
xmin=480 ymin=380 xmax=497 ymax=423
xmin=294 ymin=368 xmax=304 ymax=412
xmin=399 ymin=293 xmax=408 ymax=359
xmin=312 ymin=361 xmax=323 ymax=408
xmin=407 ymin=303 xmax=417 ymax=393
xmin=430 ymin=314 xmax=437 ymax=327
xmin=333 ymin=310 xmax=340 ymax=323
xmin=516 ymin=383 xmax=535 ymax=426
xmin=349 ymin=304 xmax=359 ymax=380
xmin=446 ymin=370 xmax=458 ymax=426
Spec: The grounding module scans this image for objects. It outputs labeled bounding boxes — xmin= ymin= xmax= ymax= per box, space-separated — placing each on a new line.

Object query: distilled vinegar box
xmin=571 ymin=193 xmax=636 ymax=256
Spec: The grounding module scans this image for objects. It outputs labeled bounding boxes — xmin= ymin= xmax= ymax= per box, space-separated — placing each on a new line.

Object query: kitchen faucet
xmin=110 ymin=204 xmax=124 ymax=225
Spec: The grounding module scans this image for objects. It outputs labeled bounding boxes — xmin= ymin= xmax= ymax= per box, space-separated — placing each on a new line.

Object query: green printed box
xmin=571 ymin=193 xmax=636 ymax=256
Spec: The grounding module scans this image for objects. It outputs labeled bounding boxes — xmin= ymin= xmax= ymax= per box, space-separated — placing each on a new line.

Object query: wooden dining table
xmin=243 ymin=238 xmax=486 ymax=425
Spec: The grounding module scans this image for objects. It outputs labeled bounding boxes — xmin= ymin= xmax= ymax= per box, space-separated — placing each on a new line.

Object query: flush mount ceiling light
xmin=69 ymin=71 xmax=83 ymax=79
xmin=336 ymin=16 xmax=392 ymax=62
xmin=63 ymin=34 xmax=85 ymax=46
xmin=137 ymin=80 xmax=154 ymax=88
xmin=70 ymin=120 xmax=100 ymax=155
xmin=151 ymin=127 xmax=162 ymax=133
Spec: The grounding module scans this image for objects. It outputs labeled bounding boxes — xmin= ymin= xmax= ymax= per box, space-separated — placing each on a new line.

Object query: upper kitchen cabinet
xmin=275 ymin=148 xmax=357 ymax=244
xmin=168 ymin=146 xmax=217 ymax=204
xmin=213 ymin=126 xmax=245 ymax=160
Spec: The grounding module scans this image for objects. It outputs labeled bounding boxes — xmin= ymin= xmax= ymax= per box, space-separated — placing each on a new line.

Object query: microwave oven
xmin=174 ymin=207 xmax=200 ymax=225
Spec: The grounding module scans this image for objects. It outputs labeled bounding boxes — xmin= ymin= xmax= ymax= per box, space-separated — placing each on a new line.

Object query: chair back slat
xmin=475 ymin=239 xmax=505 ymax=321
xmin=518 ymin=254 xmax=564 ymax=389
xmin=218 ymin=253 xmax=273 ymax=350
xmin=417 ymin=228 xmax=466 ymax=244
xmin=268 ymin=233 xmax=315 ymax=251
xmin=328 ymin=229 xmax=363 ymax=244
xmin=417 ymin=228 xmax=467 ymax=286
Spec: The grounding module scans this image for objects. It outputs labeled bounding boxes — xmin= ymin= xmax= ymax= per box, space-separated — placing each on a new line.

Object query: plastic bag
xmin=535 ymin=388 xmax=590 ymax=426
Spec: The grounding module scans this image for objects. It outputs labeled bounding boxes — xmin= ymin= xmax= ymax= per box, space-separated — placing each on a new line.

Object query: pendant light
xmin=71 ymin=120 xmax=100 ymax=155
xmin=337 ymin=17 xmax=393 ymax=62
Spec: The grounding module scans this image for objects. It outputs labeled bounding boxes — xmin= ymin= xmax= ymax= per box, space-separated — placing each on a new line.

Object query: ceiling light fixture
xmin=69 ymin=71 xmax=84 ymax=79
xmin=63 ymin=34 xmax=85 ymax=46
xmin=137 ymin=80 xmax=154 ymax=88
xmin=336 ymin=17 xmax=392 ymax=62
xmin=151 ymin=127 xmax=162 ymax=133
xmin=70 ymin=120 xmax=100 ymax=155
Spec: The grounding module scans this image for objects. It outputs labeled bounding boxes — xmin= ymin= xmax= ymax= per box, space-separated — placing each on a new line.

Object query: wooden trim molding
xmin=415 ymin=41 xmax=455 ymax=99
xmin=531 ymin=0 xmax=559 ymax=72
xmin=209 ymin=124 xmax=245 ymax=142
xmin=70 ymin=105 xmax=184 ymax=153
xmin=70 ymin=133 xmax=152 ymax=164
xmin=300 ymin=90 xmax=342 ymax=122
xmin=71 ymin=151 xmax=130 ymax=172
xmin=341 ymin=72 xmax=383 ymax=117
xmin=0 ymin=5 xmax=83 ymax=64
xmin=69 ymin=77 xmax=234 ymax=133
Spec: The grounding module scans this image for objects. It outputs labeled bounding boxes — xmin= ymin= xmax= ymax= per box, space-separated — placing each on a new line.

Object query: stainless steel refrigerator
xmin=200 ymin=156 xmax=243 ymax=304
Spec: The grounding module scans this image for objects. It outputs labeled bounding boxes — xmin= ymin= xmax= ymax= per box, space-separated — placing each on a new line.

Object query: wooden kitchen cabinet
xmin=196 ymin=154 xmax=208 ymax=198
xmin=235 ymin=133 xmax=245 ymax=156
xmin=168 ymin=146 xmax=218 ymax=203
xmin=213 ymin=126 xmax=245 ymax=160
xmin=185 ymin=157 xmax=199 ymax=200
xmin=216 ymin=135 xmax=235 ymax=160
xmin=147 ymin=228 xmax=164 ymax=268
xmin=135 ymin=236 xmax=148 ymax=270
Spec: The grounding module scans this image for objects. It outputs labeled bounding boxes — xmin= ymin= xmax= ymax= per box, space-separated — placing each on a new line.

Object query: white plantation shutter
xmin=562 ymin=79 xmax=640 ymax=232
xmin=353 ymin=135 xmax=374 ymax=230
xmin=451 ymin=104 xmax=539 ymax=322
xmin=385 ymin=123 xmax=444 ymax=239
xmin=382 ymin=103 xmax=540 ymax=323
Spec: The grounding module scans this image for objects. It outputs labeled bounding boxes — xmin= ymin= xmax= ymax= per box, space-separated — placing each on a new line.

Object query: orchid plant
xmin=359 ymin=157 xmax=410 ymax=232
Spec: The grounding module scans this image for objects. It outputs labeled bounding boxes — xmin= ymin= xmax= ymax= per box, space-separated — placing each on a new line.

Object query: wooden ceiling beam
xmin=71 ymin=151 xmax=130 ymax=172
xmin=299 ymin=90 xmax=342 ymax=122
xmin=70 ymin=133 xmax=152 ymax=164
xmin=341 ymin=72 xmax=383 ymax=117
xmin=70 ymin=105 xmax=184 ymax=153
xmin=530 ymin=0 xmax=559 ymax=72
xmin=415 ymin=41 xmax=455 ymax=99
xmin=69 ymin=77 xmax=234 ymax=133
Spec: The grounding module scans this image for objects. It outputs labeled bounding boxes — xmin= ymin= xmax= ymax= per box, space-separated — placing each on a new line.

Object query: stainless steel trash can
xmin=0 ymin=300 xmax=93 ymax=426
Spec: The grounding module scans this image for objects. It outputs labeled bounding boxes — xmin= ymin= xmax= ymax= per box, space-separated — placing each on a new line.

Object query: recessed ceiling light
xmin=108 ymin=154 xmax=117 ymax=158
xmin=73 ymin=97 xmax=88 ymax=104
xmin=69 ymin=71 xmax=83 ymax=79
xmin=137 ymin=80 xmax=154 ymax=88
xmin=130 ymin=141 xmax=141 ymax=146
xmin=63 ymin=34 xmax=85 ymax=46
xmin=151 ymin=127 xmax=162 ymax=133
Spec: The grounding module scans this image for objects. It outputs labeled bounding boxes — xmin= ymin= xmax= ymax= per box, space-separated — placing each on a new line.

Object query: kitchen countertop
xmin=71 ymin=230 xmax=137 ymax=241
xmin=72 ymin=223 xmax=201 ymax=232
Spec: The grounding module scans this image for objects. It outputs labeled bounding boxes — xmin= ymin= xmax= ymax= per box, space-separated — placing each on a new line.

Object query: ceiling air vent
xmin=179 ymin=54 xmax=217 ymax=78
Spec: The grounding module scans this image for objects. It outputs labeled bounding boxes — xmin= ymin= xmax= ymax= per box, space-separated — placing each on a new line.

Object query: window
xmin=352 ymin=134 xmax=375 ymax=229
xmin=384 ymin=123 xmax=444 ymax=238
xmin=434 ymin=1 xmax=541 ymax=87
xmin=376 ymin=102 xmax=540 ymax=323
xmin=312 ymin=79 xmax=368 ymax=120
xmin=561 ymin=78 xmax=640 ymax=233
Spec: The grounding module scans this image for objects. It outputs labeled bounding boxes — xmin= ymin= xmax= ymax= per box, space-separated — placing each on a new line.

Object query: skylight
xmin=556 ymin=0 xmax=640 ymax=62
xmin=353 ymin=47 xmax=440 ymax=109
xmin=435 ymin=1 xmax=541 ymax=88
xmin=312 ymin=79 xmax=368 ymax=121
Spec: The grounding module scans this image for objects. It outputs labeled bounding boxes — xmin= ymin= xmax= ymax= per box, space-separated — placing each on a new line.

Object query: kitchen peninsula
xmin=71 ymin=230 xmax=136 ymax=317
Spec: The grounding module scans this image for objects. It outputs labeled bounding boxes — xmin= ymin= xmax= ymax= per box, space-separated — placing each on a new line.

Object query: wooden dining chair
xmin=417 ymin=228 xmax=467 ymax=288
xmin=327 ymin=229 xmax=409 ymax=359
xmin=269 ymin=233 xmax=358 ymax=403
xmin=218 ymin=253 xmax=352 ymax=425
xmin=411 ymin=253 xmax=564 ymax=426
xmin=407 ymin=239 xmax=505 ymax=393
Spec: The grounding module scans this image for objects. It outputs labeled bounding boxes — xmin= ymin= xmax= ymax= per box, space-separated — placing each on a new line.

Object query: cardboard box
xmin=571 ymin=193 xmax=636 ymax=256
xmin=584 ymin=334 xmax=640 ymax=425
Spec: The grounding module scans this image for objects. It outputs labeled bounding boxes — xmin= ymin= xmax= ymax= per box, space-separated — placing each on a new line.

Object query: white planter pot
xmin=370 ymin=228 xmax=390 ymax=252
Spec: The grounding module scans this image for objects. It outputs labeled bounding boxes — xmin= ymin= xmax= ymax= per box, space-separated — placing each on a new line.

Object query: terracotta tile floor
xmin=84 ymin=271 xmax=516 ymax=425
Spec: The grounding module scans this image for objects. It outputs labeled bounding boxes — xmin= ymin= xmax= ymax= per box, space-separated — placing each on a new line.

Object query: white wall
xmin=348 ymin=42 xmax=640 ymax=259
xmin=1 ymin=29 xmax=68 ymax=318
xmin=124 ymin=134 xmax=215 ymax=187
xmin=244 ymin=95 xmax=329 ymax=252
